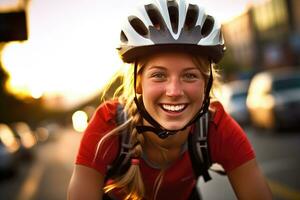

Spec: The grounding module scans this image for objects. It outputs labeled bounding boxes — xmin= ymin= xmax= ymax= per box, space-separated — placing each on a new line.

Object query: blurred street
xmin=1 ymin=0 xmax=300 ymax=200
xmin=0 ymin=125 xmax=81 ymax=200
xmin=200 ymin=126 xmax=300 ymax=200
xmin=0 ymin=125 xmax=299 ymax=200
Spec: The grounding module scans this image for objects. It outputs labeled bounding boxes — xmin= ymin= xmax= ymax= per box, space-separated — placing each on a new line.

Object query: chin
xmin=161 ymin=122 xmax=186 ymax=131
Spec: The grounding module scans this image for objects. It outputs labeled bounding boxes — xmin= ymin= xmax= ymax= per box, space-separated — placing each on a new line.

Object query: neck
xmin=145 ymin=128 xmax=190 ymax=148
xmin=141 ymin=127 xmax=190 ymax=168
xmin=142 ymin=117 xmax=191 ymax=148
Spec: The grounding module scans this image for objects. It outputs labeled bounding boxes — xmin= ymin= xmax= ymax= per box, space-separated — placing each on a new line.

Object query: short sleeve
xmin=209 ymin=101 xmax=255 ymax=172
xmin=75 ymin=100 xmax=120 ymax=175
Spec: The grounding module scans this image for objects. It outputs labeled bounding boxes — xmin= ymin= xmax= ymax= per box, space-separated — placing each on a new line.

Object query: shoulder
xmin=209 ymin=100 xmax=243 ymax=132
xmin=209 ymin=100 xmax=246 ymax=139
xmin=86 ymin=100 xmax=122 ymax=131
xmin=210 ymin=101 xmax=230 ymax=127
xmin=208 ymin=100 xmax=255 ymax=171
xmin=93 ymin=100 xmax=120 ymax=123
xmin=75 ymin=100 xmax=123 ymax=174
xmin=80 ymin=99 xmax=123 ymax=160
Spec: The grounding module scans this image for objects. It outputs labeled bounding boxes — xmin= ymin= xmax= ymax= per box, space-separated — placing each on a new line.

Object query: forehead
xmin=142 ymin=52 xmax=198 ymax=69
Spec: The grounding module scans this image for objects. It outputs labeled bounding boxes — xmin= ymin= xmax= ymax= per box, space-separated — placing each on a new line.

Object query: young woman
xmin=68 ymin=0 xmax=272 ymax=199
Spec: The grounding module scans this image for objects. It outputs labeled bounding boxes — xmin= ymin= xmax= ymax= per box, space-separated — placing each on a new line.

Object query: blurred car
xmin=10 ymin=122 xmax=37 ymax=161
xmin=218 ymin=79 xmax=250 ymax=126
xmin=37 ymin=120 xmax=61 ymax=142
xmin=0 ymin=140 xmax=17 ymax=177
xmin=246 ymin=67 xmax=300 ymax=130
xmin=0 ymin=123 xmax=20 ymax=176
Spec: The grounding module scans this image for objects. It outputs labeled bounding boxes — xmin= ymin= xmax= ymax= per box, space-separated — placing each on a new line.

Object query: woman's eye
xmin=183 ymin=73 xmax=198 ymax=80
xmin=151 ymin=72 xmax=166 ymax=80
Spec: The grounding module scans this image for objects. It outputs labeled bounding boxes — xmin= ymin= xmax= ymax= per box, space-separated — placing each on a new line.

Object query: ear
xmin=136 ymin=75 xmax=142 ymax=94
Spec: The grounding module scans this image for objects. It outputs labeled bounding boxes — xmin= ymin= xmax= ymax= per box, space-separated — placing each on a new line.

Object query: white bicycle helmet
xmin=118 ymin=0 xmax=225 ymax=63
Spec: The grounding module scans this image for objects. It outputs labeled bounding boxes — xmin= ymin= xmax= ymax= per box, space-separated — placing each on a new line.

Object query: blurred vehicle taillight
xmin=0 ymin=123 xmax=20 ymax=153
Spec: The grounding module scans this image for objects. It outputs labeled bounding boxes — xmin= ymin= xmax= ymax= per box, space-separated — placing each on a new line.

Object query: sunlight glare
xmin=1 ymin=0 xmax=258 ymax=106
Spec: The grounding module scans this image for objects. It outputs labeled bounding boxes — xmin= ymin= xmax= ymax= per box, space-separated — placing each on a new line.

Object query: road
xmin=0 ymin=125 xmax=300 ymax=200
xmin=200 ymin=127 xmax=300 ymax=200
xmin=0 ymin=126 xmax=81 ymax=200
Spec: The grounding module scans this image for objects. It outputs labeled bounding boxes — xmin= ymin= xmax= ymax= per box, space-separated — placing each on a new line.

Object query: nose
xmin=165 ymin=78 xmax=184 ymax=97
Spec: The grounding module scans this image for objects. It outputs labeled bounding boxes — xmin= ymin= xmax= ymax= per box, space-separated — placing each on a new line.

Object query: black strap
xmin=135 ymin=125 xmax=177 ymax=139
xmin=102 ymin=193 xmax=115 ymax=200
xmin=188 ymin=187 xmax=202 ymax=200
xmin=188 ymin=111 xmax=212 ymax=182
xmin=105 ymin=104 xmax=131 ymax=181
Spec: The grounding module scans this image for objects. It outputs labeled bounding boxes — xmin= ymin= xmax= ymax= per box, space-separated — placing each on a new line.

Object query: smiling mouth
xmin=161 ymin=104 xmax=187 ymax=112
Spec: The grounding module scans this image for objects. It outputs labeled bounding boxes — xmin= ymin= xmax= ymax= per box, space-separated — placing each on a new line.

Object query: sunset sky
xmin=0 ymin=0 xmax=266 ymax=107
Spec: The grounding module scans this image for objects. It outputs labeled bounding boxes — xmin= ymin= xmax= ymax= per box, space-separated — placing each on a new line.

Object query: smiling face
xmin=139 ymin=52 xmax=206 ymax=130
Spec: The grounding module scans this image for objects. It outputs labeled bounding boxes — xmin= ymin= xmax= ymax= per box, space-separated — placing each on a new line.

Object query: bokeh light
xmin=72 ymin=110 xmax=88 ymax=132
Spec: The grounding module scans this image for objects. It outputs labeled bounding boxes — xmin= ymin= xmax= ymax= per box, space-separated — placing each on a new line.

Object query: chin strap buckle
xmin=135 ymin=125 xmax=178 ymax=139
xmin=157 ymin=130 xmax=178 ymax=139
xmin=157 ymin=131 xmax=169 ymax=139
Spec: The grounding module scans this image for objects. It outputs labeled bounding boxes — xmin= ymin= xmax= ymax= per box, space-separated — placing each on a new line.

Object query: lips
xmin=161 ymin=104 xmax=187 ymax=112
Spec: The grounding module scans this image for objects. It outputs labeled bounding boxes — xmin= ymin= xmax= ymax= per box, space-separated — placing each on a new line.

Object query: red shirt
xmin=75 ymin=100 xmax=255 ymax=200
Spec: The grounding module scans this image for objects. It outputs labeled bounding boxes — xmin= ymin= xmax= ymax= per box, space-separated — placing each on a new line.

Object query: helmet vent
xmin=120 ymin=31 xmax=128 ymax=43
xmin=184 ymin=4 xmax=199 ymax=31
xmin=167 ymin=0 xmax=179 ymax=33
xmin=145 ymin=4 xmax=165 ymax=31
xmin=128 ymin=16 xmax=149 ymax=38
xmin=201 ymin=15 xmax=214 ymax=37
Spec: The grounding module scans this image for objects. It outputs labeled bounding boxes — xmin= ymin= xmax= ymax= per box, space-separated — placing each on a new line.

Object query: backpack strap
xmin=105 ymin=103 xmax=131 ymax=180
xmin=106 ymin=104 xmax=218 ymax=183
xmin=188 ymin=111 xmax=212 ymax=182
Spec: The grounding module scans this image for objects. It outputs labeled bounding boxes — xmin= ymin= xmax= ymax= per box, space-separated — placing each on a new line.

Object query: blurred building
xmin=0 ymin=0 xmax=28 ymax=42
xmin=223 ymin=0 xmax=300 ymax=72
xmin=222 ymin=10 xmax=257 ymax=71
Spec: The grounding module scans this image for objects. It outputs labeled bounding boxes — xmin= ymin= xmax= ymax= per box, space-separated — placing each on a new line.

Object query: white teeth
xmin=162 ymin=104 xmax=185 ymax=112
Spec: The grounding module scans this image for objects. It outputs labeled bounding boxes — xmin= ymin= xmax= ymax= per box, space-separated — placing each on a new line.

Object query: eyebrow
xmin=147 ymin=65 xmax=199 ymax=71
xmin=183 ymin=67 xmax=200 ymax=71
xmin=147 ymin=65 xmax=166 ymax=70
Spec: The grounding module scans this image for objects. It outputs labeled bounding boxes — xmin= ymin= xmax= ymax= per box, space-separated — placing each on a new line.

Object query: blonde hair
xmin=95 ymin=54 xmax=221 ymax=200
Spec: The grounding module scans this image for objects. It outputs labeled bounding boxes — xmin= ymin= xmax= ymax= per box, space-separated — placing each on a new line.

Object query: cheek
xmin=142 ymin=83 xmax=165 ymax=98
xmin=142 ymin=86 xmax=162 ymax=113
xmin=186 ymin=81 xmax=206 ymax=100
xmin=141 ymin=75 xmax=164 ymax=96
